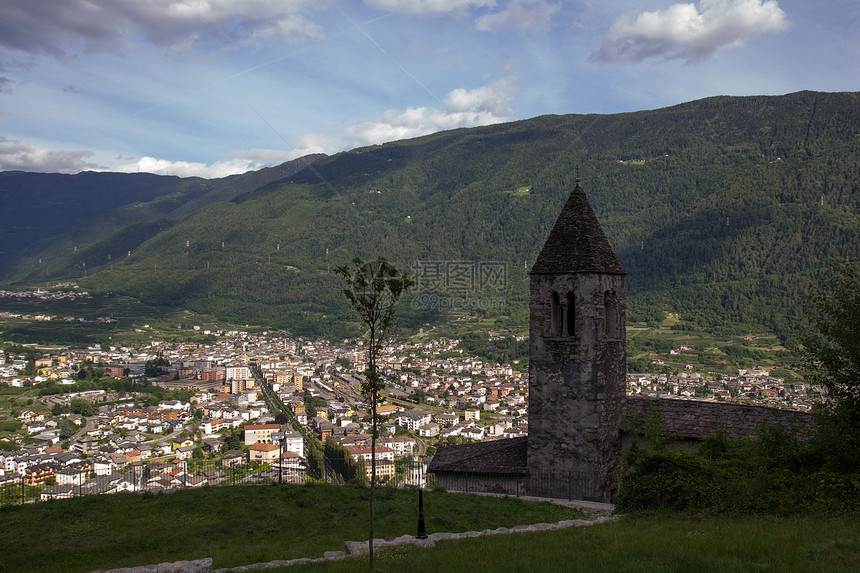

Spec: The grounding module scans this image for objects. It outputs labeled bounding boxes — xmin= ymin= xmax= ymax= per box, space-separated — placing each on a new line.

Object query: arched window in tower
xmin=551 ymin=292 xmax=562 ymax=336
xmin=604 ymin=291 xmax=619 ymax=339
xmin=565 ymin=292 xmax=576 ymax=337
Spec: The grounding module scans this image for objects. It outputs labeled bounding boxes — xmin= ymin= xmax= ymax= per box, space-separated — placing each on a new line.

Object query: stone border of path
xmin=92 ymin=499 xmax=616 ymax=573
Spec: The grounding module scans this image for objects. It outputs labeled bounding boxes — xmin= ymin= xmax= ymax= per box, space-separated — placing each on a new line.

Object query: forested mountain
xmin=0 ymin=155 xmax=324 ymax=281
xmin=6 ymin=91 xmax=860 ymax=341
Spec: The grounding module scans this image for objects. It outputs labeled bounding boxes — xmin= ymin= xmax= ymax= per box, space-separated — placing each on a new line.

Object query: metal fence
xmin=429 ymin=468 xmax=600 ymax=501
xmin=0 ymin=457 xmax=432 ymax=506
xmin=317 ymin=455 xmax=431 ymax=488
xmin=0 ymin=459 xmax=605 ymax=505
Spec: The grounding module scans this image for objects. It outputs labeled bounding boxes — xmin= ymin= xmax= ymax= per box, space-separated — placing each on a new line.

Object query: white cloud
xmin=0 ymin=137 xmax=105 ymax=173
xmin=244 ymin=14 xmax=325 ymax=45
xmin=126 ymin=0 xmax=326 ymax=49
xmin=114 ymin=156 xmax=263 ymax=178
xmin=280 ymin=134 xmax=340 ymax=158
xmin=475 ymin=0 xmax=561 ymax=32
xmin=0 ymin=0 xmax=326 ymax=62
xmin=364 ymin=0 xmax=496 ymax=15
xmin=112 ymin=141 xmax=334 ymax=178
xmin=0 ymin=136 xmax=332 ymax=179
xmin=594 ymin=0 xmax=789 ymax=63
xmin=0 ymin=1 xmax=128 ymax=59
xmin=346 ymin=79 xmax=518 ymax=146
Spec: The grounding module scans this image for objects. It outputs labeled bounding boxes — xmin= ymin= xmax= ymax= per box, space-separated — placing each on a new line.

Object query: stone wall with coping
xmin=623 ymin=396 xmax=816 ymax=441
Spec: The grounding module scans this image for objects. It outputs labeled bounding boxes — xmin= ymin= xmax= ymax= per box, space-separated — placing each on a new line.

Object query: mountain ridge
xmin=2 ymin=90 xmax=858 ymax=340
xmin=0 ymin=154 xmax=326 ymax=281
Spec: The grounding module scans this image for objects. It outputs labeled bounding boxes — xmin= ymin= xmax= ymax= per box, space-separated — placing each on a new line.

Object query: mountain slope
xmin=18 ymin=91 xmax=860 ymax=340
xmin=0 ymin=155 xmax=324 ymax=281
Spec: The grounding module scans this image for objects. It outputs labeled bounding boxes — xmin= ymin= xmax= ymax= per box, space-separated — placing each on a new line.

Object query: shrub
xmin=617 ymin=448 xmax=721 ymax=511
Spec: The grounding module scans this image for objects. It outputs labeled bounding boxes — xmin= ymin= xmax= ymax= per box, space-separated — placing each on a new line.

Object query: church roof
xmin=428 ymin=436 xmax=527 ymax=475
xmin=530 ymin=179 xmax=624 ymax=275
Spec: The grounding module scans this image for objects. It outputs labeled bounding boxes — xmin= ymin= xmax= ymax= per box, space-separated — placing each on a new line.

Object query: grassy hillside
xmin=292 ymin=514 xmax=860 ymax=573
xmin=0 ymin=484 xmax=856 ymax=572
xmin=8 ymin=91 xmax=860 ymax=341
xmin=0 ymin=484 xmax=581 ymax=572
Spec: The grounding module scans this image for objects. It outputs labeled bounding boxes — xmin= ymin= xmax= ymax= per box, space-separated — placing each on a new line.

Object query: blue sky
xmin=1 ymin=0 xmax=857 ymax=177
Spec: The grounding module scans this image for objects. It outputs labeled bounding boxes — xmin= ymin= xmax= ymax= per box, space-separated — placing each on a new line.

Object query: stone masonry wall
xmin=528 ymin=273 xmax=626 ymax=502
xmin=623 ymin=396 xmax=816 ymax=441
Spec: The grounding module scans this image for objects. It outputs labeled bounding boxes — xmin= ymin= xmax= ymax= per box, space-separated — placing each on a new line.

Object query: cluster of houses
xmin=1 ymin=321 xmax=824 ymax=504
xmin=1 ymin=442 xmax=245 ymax=501
xmin=372 ymin=342 xmax=529 ymax=418
xmin=627 ymin=367 xmax=818 ymax=412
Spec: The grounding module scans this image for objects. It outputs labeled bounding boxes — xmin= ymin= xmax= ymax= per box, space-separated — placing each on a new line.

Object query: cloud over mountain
xmin=114 ymin=146 xmax=323 ymax=178
xmin=0 ymin=137 xmax=104 ymax=173
xmin=594 ymin=0 xmax=789 ymax=63
xmin=346 ymin=80 xmax=518 ymax=145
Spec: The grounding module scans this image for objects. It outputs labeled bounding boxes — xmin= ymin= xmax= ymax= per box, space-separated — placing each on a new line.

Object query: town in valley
xmin=0 ymin=286 xmax=819 ymax=502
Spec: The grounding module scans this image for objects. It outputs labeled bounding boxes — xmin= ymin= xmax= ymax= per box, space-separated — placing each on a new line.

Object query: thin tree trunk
xmin=370 ymin=401 xmax=376 ymax=570
xmin=369 ymin=327 xmax=377 ymax=570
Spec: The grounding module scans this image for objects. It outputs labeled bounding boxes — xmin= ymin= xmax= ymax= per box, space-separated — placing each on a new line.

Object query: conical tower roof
xmin=530 ymin=179 xmax=624 ymax=275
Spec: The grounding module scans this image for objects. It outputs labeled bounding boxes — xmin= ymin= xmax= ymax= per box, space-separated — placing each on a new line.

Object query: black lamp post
xmin=416 ymin=470 xmax=428 ymax=539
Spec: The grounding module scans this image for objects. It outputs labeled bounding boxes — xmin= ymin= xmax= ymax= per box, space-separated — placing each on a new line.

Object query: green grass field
xmin=1 ymin=483 xmax=857 ymax=572
xmin=0 ymin=483 xmax=582 ymax=572
xmin=0 ymin=292 xmax=233 ymax=346
xmin=626 ymin=319 xmax=799 ymax=377
xmin=286 ymin=513 xmax=860 ymax=573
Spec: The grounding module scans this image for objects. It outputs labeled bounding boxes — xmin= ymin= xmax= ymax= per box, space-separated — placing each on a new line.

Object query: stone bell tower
xmin=527 ymin=178 xmax=626 ymax=502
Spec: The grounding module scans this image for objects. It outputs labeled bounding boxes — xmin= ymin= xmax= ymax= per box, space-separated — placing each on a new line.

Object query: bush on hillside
xmin=617 ymin=418 xmax=860 ymax=515
xmin=619 ymin=262 xmax=860 ymax=516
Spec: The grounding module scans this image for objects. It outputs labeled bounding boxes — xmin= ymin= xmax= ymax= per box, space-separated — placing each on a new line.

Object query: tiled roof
xmin=249 ymin=443 xmax=279 ymax=451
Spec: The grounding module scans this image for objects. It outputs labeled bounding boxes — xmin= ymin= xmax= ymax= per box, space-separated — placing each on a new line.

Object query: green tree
xmin=306 ymin=441 xmax=324 ymax=479
xmin=303 ymin=390 xmax=325 ymax=420
xmin=801 ymin=260 xmax=860 ymax=407
xmin=145 ymin=357 xmax=169 ymax=377
xmin=800 ymin=260 xmax=860 ymax=471
xmin=22 ymin=359 xmax=36 ymax=376
xmin=69 ymin=398 xmax=97 ymax=417
xmin=51 ymin=403 xmax=70 ymax=416
xmin=334 ymin=256 xmax=412 ymax=570
xmin=58 ymin=419 xmax=75 ymax=440
xmin=324 ymin=438 xmax=366 ymax=484
xmin=223 ymin=428 xmax=242 ymax=451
